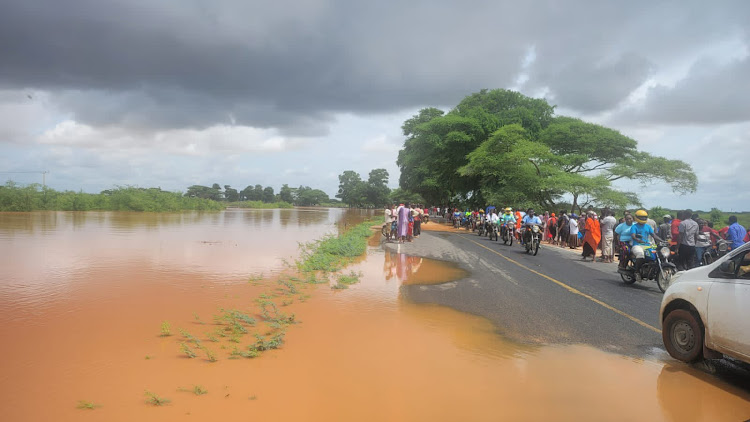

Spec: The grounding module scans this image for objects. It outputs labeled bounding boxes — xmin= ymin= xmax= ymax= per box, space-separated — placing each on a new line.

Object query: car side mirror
xmin=719 ymin=261 xmax=736 ymax=274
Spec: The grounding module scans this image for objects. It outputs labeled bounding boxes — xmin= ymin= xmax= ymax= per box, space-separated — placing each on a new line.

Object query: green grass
xmin=76 ymin=400 xmax=100 ymax=410
xmin=160 ymin=321 xmax=172 ymax=337
xmin=180 ymin=342 xmax=197 ymax=358
xmin=144 ymin=391 xmax=171 ymax=406
xmin=296 ymin=220 xmax=377 ymax=273
xmin=179 ymin=385 xmax=208 ymax=395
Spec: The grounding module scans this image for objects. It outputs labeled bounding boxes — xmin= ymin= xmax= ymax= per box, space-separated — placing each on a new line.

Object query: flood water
xmin=1 ymin=209 xmax=749 ymax=421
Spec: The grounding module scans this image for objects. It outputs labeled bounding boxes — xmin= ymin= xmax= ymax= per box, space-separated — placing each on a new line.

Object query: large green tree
xmin=398 ymin=89 xmax=697 ymax=211
xmin=365 ymin=168 xmax=390 ymax=207
xmin=335 ymin=170 xmax=365 ymax=207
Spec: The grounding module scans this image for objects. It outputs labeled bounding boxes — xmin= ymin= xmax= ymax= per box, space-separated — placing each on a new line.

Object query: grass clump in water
xmin=333 ymin=270 xmax=362 ymax=290
xmin=76 ymin=400 xmax=100 ymax=410
xmin=297 ymin=221 xmax=376 ymax=273
xmin=180 ymin=342 xmax=197 ymax=358
xmin=144 ymin=391 xmax=171 ymax=406
xmin=179 ymin=385 xmax=208 ymax=395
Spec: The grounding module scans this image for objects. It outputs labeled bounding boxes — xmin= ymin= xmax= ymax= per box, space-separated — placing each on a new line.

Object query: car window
xmin=709 ymin=249 xmax=750 ymax=279
xmin=739 ymin=251 xmax=750 ymax=280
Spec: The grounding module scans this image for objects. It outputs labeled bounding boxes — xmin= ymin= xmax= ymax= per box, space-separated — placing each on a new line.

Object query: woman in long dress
xmin=397 ymin=203 xmax=410 ymax=243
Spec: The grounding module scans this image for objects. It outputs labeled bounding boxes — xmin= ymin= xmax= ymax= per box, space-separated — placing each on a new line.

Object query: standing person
xmin=677 ymin=211 xmax=699 ymax=271
xmin=726 ymin=215 xmax=747 ymax=250
xmin=568 ymin=213 xmax=579 ymax=248
xmin=383 ymin=204 xmax=394 ymax=241
xmin=646 ymin=215 xmax=658 ymax=242
xmin=600 ymin=209 xmax=617 ymax=263
xmin=582 ymin=211 xmax=601 ymax=262
xmin=547 ymin=213 xmax=558 ymax=244
xmin=615 ymin=214 xmax=635 ymax=268
xmin=694 ymin=219 xmax=712 ymax=266
xmin=397 ymin=203 xmax=409 ymax=243
xmin=558 ymin=211 xmax=569 ymax=248
xmin=658 ymin=215 xmax=672 ymax=241
xmin=413 ymin=204 xmax=422 ymax=238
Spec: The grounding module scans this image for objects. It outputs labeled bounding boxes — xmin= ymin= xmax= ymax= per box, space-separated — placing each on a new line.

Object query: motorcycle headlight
xmin=532 ymin=225 xmax=539 ymax=233
xmin=718 ymin=242 xmax=728 ymax=252
xmin=660 ymin=247 xmax=670 ymax=259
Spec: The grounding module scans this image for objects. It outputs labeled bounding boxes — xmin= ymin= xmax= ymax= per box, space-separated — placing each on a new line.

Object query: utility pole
xmin=0 ymin=170 xmax=49 ymax=188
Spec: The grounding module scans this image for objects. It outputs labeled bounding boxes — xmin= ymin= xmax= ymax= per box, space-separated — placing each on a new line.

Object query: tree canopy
xmin=397 ymin=88 xmax=697 ymax=212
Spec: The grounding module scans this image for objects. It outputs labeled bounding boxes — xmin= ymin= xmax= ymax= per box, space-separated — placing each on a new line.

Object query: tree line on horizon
xmin=185 ymin=183 xmax=334 ymax=207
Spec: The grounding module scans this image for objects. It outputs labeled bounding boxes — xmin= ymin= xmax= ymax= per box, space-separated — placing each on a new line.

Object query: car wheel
xmin=662 ymin=309 xmax=704 ymax=363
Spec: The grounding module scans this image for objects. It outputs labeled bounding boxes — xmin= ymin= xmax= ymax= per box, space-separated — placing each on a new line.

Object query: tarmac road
xmin=383 ymin=226 xmax=666 ymax=358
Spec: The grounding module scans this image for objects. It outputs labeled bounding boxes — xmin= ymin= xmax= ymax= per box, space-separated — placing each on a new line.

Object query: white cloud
xmin=360 ymin=134 xmax=401 ymax=154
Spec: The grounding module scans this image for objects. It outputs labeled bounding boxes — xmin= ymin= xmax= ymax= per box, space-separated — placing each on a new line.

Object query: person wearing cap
xmin=547 ymin=212 xmax=558 ymax=244
xmin=631 ymin=209 xmax=665 ymax=279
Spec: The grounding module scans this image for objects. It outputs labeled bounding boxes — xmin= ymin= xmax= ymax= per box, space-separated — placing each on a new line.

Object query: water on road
xmin=0 ymin=210 xmax=748 ymax=421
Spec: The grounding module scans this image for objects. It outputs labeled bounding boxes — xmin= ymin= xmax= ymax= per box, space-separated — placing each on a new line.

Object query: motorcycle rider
xmin=501 ymin=207 xmax=516 ymax=237
xmin=521 ymin=208 xmax=543 ymax=245
xmin=631 ymin=209 xmax=665 ymax=281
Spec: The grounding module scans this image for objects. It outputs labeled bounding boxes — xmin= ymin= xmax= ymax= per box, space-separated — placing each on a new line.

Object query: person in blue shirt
xmin=614 ymin=214 xmax=634 ymax=269
xmin=630 ymin=210 xmax=664 ymax=279
xmin=521 ymin=208 xmax=543 ymax=245
xmin=726 ymin=215 xmax=747 ymax=250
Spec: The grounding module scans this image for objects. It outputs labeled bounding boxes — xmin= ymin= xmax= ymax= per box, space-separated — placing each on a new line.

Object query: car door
xmin=706 ymin=250 xmax=750 ymax=359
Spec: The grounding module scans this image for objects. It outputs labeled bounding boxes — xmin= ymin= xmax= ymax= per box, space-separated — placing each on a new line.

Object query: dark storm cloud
xmin=1 ymin=0 xmax=749 ymax=133
xmin=616 ymin=54 xmax=750 ymax=125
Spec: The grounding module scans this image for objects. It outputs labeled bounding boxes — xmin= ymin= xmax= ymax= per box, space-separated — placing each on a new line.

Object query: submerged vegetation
xmin=144 ymin=391 xmax=171 ymax=406
xmin=146 ymin=218 xmax=374 ymax=408
xmin=76 ymin=400 xmax=100 ymax=410
xmin=297 ymin=220 xmax=376 ymax=273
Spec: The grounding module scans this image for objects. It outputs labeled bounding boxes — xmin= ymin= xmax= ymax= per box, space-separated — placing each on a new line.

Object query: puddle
xmin=1 ymin=212 xmax=749 ymax=421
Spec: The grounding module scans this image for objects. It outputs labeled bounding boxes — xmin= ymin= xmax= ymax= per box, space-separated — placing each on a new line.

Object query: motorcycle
xmin=702 ymin=238 xmax=730 ymax=265
xmin=501 ymin=223 xmax=514 ymax=246
xmin=477 ymin=219 xmax=485 ymax=236
xmin=617 ymin=241 xmax=676 ymax=293
xmin=523 ymin=224 xmax=541 ymax=255
xmin=488 ymin=223 xmax=498 ymax=241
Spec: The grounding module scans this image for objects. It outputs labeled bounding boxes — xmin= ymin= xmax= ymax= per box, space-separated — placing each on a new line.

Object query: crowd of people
xmin=383 ymin=203 xmax=428 ymax=243
xmin=426 ymin=206 xmax=749 ymax=272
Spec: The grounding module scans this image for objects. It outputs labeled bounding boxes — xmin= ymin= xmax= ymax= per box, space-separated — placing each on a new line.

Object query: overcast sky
xmin=1 ymin=0 xmax=748 ymax=211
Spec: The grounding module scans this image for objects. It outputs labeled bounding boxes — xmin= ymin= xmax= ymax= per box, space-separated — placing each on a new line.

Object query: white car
xmin=660 ymin=241 xmax=750 ymax=363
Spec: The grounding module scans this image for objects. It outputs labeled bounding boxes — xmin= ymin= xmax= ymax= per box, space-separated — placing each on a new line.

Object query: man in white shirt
xmin=600 ymin=209 xmax=618 ymax=263
xmin=383 ymin=205 xmax=394 ymax=241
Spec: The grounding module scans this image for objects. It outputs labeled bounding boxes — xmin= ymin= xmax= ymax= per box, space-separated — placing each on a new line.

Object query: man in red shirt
xmin=670 ymin=211 xmax=683 ymax=246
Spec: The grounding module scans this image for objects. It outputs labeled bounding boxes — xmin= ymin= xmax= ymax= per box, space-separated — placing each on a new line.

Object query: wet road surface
xmin=390 ymin=225 xmax=675 ymax=356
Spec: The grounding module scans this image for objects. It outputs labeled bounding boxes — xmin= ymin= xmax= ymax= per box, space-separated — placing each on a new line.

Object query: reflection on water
xmin=0 ymin=210 xmax=749 ymax=422
xmin=0 ymin=209 xmax=372 ymax=321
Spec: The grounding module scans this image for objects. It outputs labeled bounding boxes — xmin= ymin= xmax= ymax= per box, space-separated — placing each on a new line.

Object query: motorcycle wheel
xmin=533 ymin=238 xmax=540 ymax=256
xmin=657 ymin=267 xmax=675 ymax=293
xmin=620 ymin=267 xmax=636 ymax=285
xmin=508 ymin=233 xmax=513 ymax=246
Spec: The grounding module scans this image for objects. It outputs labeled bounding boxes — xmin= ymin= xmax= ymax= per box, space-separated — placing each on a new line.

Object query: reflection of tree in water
xmin=287 ymin=208 xmax=330 ymax=228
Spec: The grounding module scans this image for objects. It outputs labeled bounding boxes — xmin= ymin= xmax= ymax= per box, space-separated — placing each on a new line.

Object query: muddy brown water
xmin=1 ymin=209 xmax=748 ymax=421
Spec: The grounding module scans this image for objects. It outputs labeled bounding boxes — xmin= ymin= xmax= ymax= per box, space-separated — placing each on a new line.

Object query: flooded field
xmin=0 ymin=209 xmax=749 ymax=421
